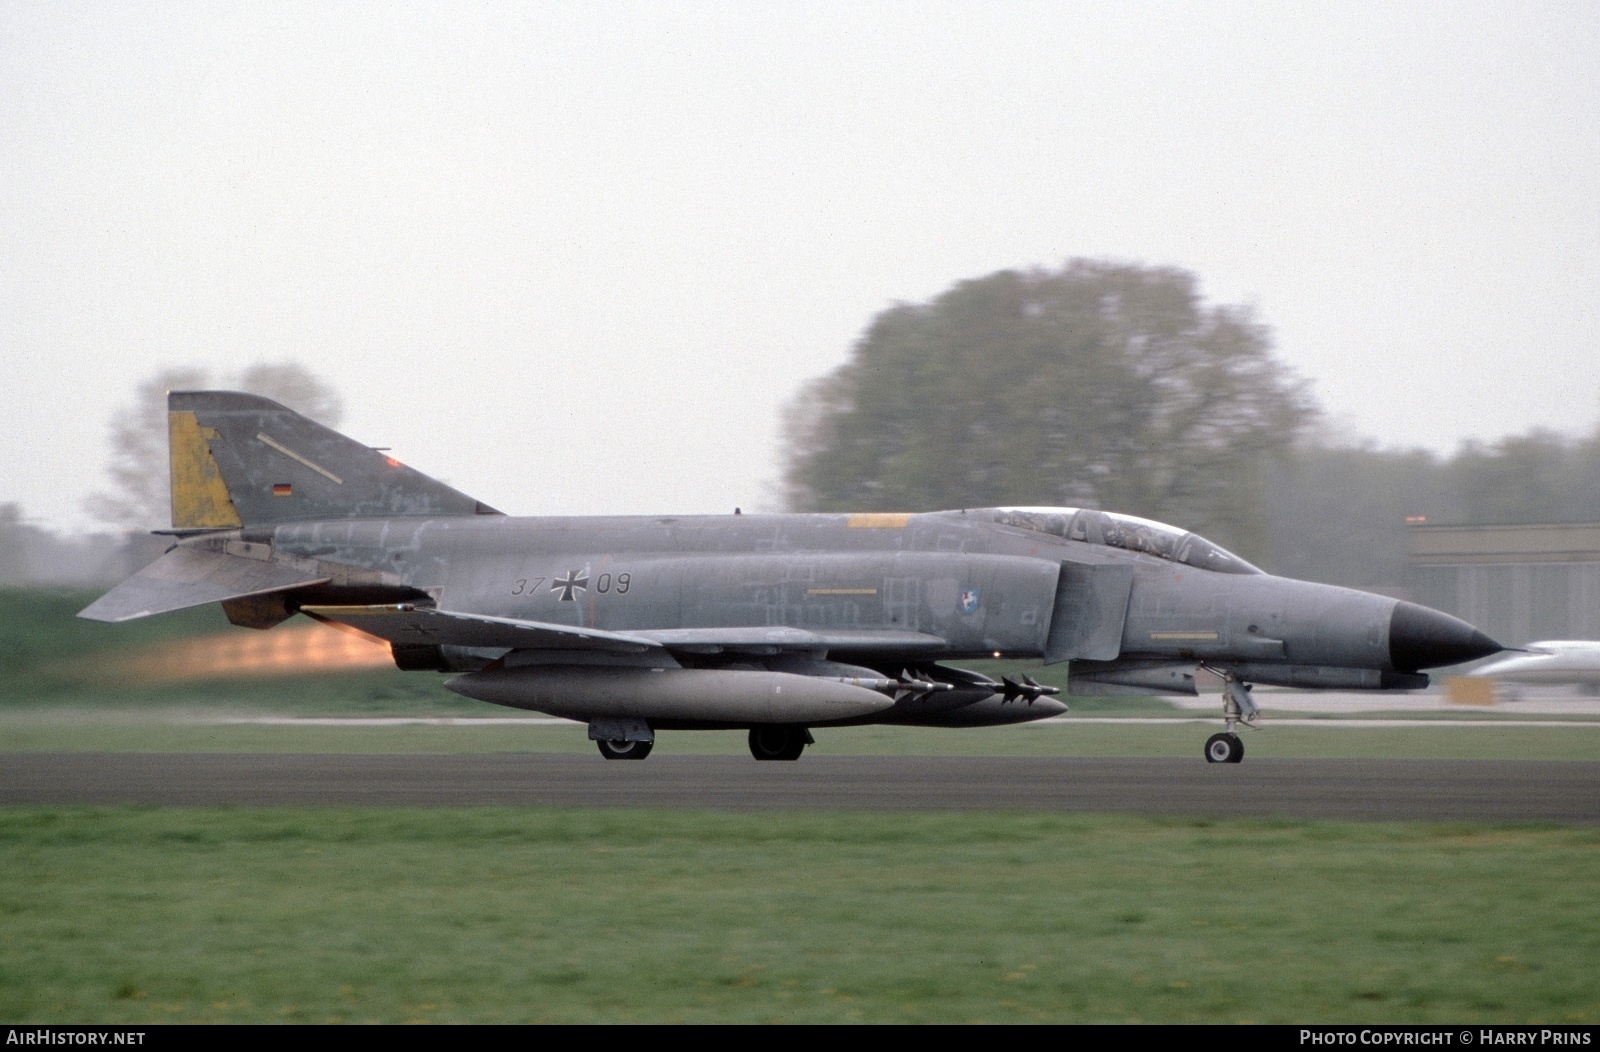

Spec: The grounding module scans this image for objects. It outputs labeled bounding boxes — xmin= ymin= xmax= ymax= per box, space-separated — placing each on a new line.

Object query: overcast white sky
xmin=4 ymin=1 xmax=1598 ymax=533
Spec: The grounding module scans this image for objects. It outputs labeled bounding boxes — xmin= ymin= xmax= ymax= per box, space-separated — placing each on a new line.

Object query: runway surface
xmin=4 ymin=753 xmax=1598 ymax=823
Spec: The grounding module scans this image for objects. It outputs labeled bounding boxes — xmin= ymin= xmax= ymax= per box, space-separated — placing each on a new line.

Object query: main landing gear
xmin=588 ymin=720 xmax=815 ymax=761
xmin=748 ymin=725 xmax=813 ymax=761
xmin=596 ymin=738 xmax=653 ymax=760
xmin=590 ymin=718 xmax=654 ymax=760
xmin=1202 ymin=670 xmax=1258 ymax=764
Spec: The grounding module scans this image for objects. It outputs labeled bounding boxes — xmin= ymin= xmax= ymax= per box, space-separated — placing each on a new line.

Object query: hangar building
xmin=1408 ymin=522 xmax=1600 ymax=646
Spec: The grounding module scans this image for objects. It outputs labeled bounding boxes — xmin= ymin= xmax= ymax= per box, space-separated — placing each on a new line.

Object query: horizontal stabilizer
xmin=77 ymin=546 xmax=330 ymax=623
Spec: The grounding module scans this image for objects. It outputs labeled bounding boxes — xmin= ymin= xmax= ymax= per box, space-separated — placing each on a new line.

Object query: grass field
xmin=2 ymin=807 xmax=1597 ymax=1024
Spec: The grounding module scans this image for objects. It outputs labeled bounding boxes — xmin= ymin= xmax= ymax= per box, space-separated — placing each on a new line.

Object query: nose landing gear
xmin=1201 ymin=671 xmax=1258 ymax=763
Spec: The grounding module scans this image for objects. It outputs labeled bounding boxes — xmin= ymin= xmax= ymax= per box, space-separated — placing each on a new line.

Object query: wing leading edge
xmin=299 ymin=604 xmax=947 ymax=657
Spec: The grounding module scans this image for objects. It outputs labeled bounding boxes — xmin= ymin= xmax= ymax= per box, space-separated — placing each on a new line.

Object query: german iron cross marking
xmin=552 ymin=570 xmax=590 ymax=601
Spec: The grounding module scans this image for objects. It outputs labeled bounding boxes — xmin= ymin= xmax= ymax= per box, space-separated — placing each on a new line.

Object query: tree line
xmin=783 ymin=260 xmax=1600 ymax=588
xmin=1265 ymin=429 xmax=1600 ymax=588
xmin=32 ymin=263 xmax=1599 ymax=594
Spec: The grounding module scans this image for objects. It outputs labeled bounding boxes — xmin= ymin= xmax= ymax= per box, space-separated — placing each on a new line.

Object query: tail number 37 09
xmin=510 ymin=572 xmax=632 ymax=597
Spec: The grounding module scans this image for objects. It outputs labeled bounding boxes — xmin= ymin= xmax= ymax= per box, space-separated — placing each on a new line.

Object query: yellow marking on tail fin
xmin=847 ymin=513 xmax=911 ymax=528
xmin=169 ymin=410 xmax=243 ymax=528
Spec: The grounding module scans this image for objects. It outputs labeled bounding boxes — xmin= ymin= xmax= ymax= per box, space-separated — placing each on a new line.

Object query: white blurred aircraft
xmin=1472 ymin=641 xmax=1600 ymax=694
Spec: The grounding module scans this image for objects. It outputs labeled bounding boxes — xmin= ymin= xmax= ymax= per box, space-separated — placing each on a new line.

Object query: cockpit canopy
xmin=987 ymin=507 xmax=1262 ymax=575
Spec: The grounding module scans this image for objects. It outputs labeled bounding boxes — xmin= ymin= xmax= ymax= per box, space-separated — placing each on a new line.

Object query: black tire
xmin=597 ymin=738 xmax=653 ymax=760
xmin=1204 ymin=732 xmax=1243 ymax=764
xmin=748 ymin=726 xmax=807 ymax=761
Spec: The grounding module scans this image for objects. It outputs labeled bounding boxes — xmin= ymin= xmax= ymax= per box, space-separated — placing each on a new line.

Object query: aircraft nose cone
xmin=1389 ymin=601 xmax=1504 ymax=672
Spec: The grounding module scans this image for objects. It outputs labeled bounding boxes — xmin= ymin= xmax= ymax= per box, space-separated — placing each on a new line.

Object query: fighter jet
xmin=80 ymin=391 xmax=1504 ymax=763
xmin=1470 ymin=642 xmax=1600 ymax=695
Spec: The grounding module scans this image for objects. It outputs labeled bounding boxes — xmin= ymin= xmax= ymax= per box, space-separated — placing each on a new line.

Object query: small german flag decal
xmin=273 ymin=483 xmax=293 ymax=496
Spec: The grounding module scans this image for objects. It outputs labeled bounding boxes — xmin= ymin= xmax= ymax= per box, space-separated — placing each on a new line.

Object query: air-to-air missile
xmin=81 ymin=392 xmax=1504 ymax=763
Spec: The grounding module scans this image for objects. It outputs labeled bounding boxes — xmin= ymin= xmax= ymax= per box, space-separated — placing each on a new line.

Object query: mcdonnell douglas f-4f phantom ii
xmin=81 ymin=392 xmax=1505 ymax=763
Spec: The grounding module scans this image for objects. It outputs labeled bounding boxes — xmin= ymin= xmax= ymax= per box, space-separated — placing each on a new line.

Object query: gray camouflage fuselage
xmin=221 ymin=506 xmax=1468 ymax=717
xmin=79 ymin=391 xmax=1504 ymax=752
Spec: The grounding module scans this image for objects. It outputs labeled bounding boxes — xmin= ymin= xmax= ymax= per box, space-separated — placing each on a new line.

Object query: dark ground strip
xmin=3 ymin=753 xmax=1598 ymax=822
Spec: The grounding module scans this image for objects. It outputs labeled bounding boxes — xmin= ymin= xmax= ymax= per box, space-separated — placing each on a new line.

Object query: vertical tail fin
xmin=168 ymin=391 xmax=500 ymax=528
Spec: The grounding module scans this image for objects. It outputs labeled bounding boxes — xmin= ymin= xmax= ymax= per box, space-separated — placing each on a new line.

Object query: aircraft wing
xmin=78 ymin=546 xmax=331 ymax=623
xmin=300 ymin=604 xmax=947 ymax=657
xmin=300 ymin=605 xmax=663 ymax=651
xmin=633 ymin=626 xmax=947 ymax=655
